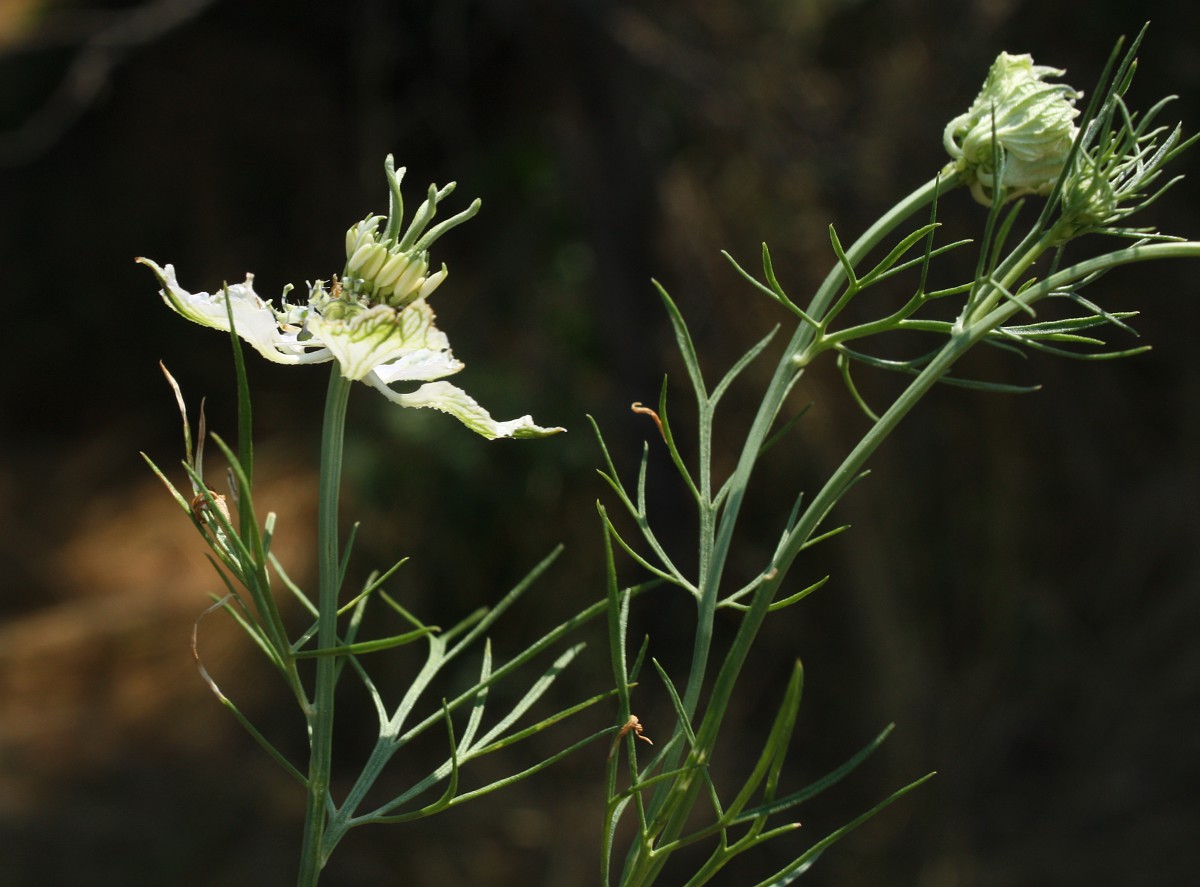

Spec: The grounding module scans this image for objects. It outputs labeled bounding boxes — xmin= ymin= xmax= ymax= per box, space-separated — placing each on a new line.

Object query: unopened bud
xmin=944 ymin=52 xmax=1081 ymax=205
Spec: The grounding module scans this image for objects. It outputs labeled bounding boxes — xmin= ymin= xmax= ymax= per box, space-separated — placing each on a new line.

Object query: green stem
xmin=630 ymin=235 xmax=1200 ymax=886
xmin=622 ymin=174 xmax=957 ymax=886
xmin=705 ymin=243 xmax=1200 ymax=770
xmin=297 ymin=367 xmax=353 ymax=887
xmin=693 ymin=173 xmax=955 ymax=717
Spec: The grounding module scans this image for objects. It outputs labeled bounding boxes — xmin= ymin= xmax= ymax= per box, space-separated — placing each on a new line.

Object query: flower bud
xmin=944 ymin=52 xmax=1081 ymax=205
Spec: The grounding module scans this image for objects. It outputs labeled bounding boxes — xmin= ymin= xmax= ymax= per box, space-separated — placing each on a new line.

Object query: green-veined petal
xmin=364 ymin=377 xmax=565 ymax=440
xmin=306 ymin=299 xmax=453 ymax=382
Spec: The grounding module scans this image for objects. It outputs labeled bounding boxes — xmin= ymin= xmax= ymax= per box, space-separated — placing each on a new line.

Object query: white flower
xmin=137 ymin=160 xmax=563 ymax=441
xmin=944 ymin=52 xmax=1081 ymax=205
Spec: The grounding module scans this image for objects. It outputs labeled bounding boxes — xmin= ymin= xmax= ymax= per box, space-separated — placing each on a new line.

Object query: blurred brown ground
xmin=1 ymin=1 xmax=1198 ymax=885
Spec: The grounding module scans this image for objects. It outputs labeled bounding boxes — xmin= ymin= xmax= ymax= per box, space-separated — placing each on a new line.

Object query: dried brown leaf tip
xmin=630 ymin=402 xmax=665 ymax=442
xmin=609 ymin=714 xmax=654 ymax=759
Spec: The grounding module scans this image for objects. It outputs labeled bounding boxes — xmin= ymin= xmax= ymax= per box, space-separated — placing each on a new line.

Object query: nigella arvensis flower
xmin=139 ymin=157 xmax=563 ymax=440
xmin=944 ymin=52 xmax=1082 ymax=205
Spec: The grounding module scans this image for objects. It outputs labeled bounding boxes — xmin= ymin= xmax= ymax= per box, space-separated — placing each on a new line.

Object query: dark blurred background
xmin=2 ymin=1 xmax=1198 ymax=885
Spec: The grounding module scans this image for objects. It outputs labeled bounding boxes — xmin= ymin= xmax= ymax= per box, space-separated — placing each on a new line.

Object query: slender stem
xmin=692 ymin=173 xmax=954 ymax=716
xmin=297 ymin=367 xmax=353 ymax=887
xmin=701 ymin=242 xmax=1200 ymax=779
xmin=631 ymin=235 xmax=1200 ymax=885
xmin=622 ymin=174 xmax=957 ymax=885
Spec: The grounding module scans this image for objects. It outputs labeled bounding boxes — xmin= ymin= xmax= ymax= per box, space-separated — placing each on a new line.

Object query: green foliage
xmin=591 ymin=29 xmax=1200 ymax=885
xmin=146 ymin=329 xmax=614 ymax=886
xmin=142 ymin=26 xmax=1198 ymax=887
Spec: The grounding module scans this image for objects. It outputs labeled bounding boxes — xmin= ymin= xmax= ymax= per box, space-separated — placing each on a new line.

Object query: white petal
xmin=365 ymin=377 xmax=565 ymax=440
xmin=307 ymin=299 xmax=451 ymax=381
xmin=371 ymin=348 xmax=464 ymax=384
xmin=139 ymin=258 xmax=330 ymax=366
